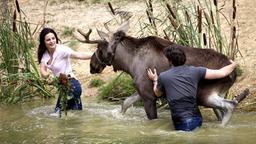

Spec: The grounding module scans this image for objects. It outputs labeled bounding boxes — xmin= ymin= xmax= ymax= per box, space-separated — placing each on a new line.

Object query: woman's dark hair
xmin=164 ymin=46 xmax=186 ymax=66
xmin=37 ymin=27 xmax=60 ymax=64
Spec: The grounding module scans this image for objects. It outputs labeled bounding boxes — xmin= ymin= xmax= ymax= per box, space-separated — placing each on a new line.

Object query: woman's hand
xmin=46 ymin=74 xmax=55 ymax=82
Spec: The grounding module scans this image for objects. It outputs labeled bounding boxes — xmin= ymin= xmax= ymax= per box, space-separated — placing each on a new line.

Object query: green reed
xmin=0 ymin=2 xmax=54 ymax=103
xmin=139 ymin=0 xmax=239 ymax=59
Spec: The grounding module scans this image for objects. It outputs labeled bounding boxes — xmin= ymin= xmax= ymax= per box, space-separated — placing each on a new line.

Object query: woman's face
xmin=44 ymin=32 xmax=57 ymax=51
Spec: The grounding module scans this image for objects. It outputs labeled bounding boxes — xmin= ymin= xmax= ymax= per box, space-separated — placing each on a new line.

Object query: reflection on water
xmin=0 ymin=97 xmax=256 ymax=144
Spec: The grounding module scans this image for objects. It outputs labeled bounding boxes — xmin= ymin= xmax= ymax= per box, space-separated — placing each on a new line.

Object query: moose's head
xmin=89 ymin=41 xmax=108 ymax=74
xmin=76 ymin=22 xmax=130 ymax=74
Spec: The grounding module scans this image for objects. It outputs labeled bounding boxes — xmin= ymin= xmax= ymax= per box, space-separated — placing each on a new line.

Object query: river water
xmin=0 ymin=97 xmax=255 ymax=144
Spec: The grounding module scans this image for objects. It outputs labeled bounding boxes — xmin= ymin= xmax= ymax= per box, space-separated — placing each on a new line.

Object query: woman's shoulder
xmin=56 ymin=44 xmax=69 ymax=49
xmin=41 ymin=51 xmax=49 ymax=62
xmin=56 ymin=44 xmax=72 ymax=52
xmin=56 ymin=44 xmax=73 ymax=56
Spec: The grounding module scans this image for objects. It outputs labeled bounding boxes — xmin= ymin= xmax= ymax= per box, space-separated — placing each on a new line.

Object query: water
xmin=0 ymin=97 xmax=256 ymax=144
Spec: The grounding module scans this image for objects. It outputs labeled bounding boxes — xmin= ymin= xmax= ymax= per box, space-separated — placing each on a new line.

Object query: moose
xmin=76 ymin=22 xmax=249 ymax=125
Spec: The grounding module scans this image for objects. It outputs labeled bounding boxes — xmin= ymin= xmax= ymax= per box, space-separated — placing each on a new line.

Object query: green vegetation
xmin=62 ymin=26 xmax=74 ymax=37
xmin=235 ymin=64 xmax=243 ymax=77
xmin=89 ymin=77 xmax=105 ymax=87
xmin=138 ymin=0 xmax=239 ymax=59
xmin=98 ymin=73 xmax=136 ymax=104
xmin=0 ymin=4 xmax=54 ymax=103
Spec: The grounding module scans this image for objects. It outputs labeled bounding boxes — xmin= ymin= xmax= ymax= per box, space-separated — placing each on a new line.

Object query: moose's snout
xmin=107 ymin=52 xmax=114 ymax=58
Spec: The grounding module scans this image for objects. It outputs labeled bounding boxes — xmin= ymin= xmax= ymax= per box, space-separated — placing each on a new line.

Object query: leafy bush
xmin=98 ymin=73 xmax=136 ymax=103
xmin=89 ymin=77 xmax=105 ymax=87
xmin=62 ymin=26 xmax=74 ymax=37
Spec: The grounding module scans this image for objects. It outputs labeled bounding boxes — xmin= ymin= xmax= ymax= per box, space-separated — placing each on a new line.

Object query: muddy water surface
xmin=0 ymin=98 xmax=255 ymax=144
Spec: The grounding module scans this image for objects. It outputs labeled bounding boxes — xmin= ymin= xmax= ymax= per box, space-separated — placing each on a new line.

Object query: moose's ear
xmin=117 ymin=21 xmax=129 ymax=33
xmin=97 ymin=29 xmax=109 ymax=42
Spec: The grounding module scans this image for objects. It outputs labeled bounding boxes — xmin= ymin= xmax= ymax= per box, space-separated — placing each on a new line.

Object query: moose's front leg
xmin=140 ymin=85 xmax=158 ymax=120
xmin=144 ymin=99 xmax=158 ymax=119
xmin=134 ymin=76 xmax=158 ymax=119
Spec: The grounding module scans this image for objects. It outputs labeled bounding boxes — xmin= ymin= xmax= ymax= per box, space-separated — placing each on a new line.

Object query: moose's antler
xmin=102 ymin=2 xmax=132 ymax=32
xmin=104 ymin=22 xmax=111 ymax=32
xmin=75 ymin=29 xmax=102 ymax=44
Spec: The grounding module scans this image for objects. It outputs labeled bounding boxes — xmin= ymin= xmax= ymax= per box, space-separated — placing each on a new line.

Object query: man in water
xmin=147 ymin=46 xmax=237 ymax=131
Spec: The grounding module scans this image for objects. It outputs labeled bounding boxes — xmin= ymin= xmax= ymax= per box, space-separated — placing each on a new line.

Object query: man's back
xmin=158 ymin=65 xmax=206 ymax=119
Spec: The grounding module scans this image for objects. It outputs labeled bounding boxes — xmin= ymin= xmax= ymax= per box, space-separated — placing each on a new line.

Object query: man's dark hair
xmin=164 ymin=46 xmax=186 ymax=66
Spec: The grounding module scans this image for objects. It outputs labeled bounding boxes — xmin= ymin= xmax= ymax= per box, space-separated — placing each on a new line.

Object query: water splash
xmin=85 ymin=102 xmax=147 ymax=122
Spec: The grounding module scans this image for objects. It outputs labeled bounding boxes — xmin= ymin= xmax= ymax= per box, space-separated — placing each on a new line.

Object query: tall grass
xmin=138 ymin=0 xmax=239 ymax=59
xmin=0 ymin=1 xmax=54 ymax=103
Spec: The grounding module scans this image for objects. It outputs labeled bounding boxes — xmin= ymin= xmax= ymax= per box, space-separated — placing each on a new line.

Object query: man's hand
xmin=229 ymin=60 xmax=237 ymax=67
xmin=147 ymin=68 xmax=162 ymax=97
xmin=147 ymin=68 xmax=158 ymax=82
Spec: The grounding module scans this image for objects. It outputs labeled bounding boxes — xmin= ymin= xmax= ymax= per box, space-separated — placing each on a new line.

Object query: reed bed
xmin=138 ymin=0 xmax=239 ymax=59
xmin=0 ymin=1 xmax=54 ymax=103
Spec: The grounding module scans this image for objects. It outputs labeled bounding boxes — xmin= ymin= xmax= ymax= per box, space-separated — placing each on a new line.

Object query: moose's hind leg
xmin=213 ymin=108 xmax=223 ymax=121
xmin=212 ymin=92 xmax=229 ymax=121
xmin=206 ymin=93 xmax=238 ymax=126
xmin=121 ymin=92 xmax=141 ymax=114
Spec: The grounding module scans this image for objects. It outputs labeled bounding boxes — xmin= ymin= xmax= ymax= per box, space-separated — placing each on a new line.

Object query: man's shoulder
xmin=188 ymin=66 xmax=206 ymax=78
xmin=160 ymin=67 xmax=177 ymax=77
xmin=188 ymin=65 xmax=206 ymax=71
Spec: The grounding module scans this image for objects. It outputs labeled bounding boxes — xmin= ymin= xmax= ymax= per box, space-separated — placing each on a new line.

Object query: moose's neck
xmin=111 ymin=42 xmax=136 ymax=77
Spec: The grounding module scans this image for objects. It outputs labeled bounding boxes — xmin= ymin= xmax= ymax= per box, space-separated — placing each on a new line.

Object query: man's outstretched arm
xmin=205 ymin=60 xmax=237 ymax=80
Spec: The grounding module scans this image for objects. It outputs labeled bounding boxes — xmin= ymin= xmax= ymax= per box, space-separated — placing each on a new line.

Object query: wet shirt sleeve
xmin=197 ymin=66 xmax=206 ymax=80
